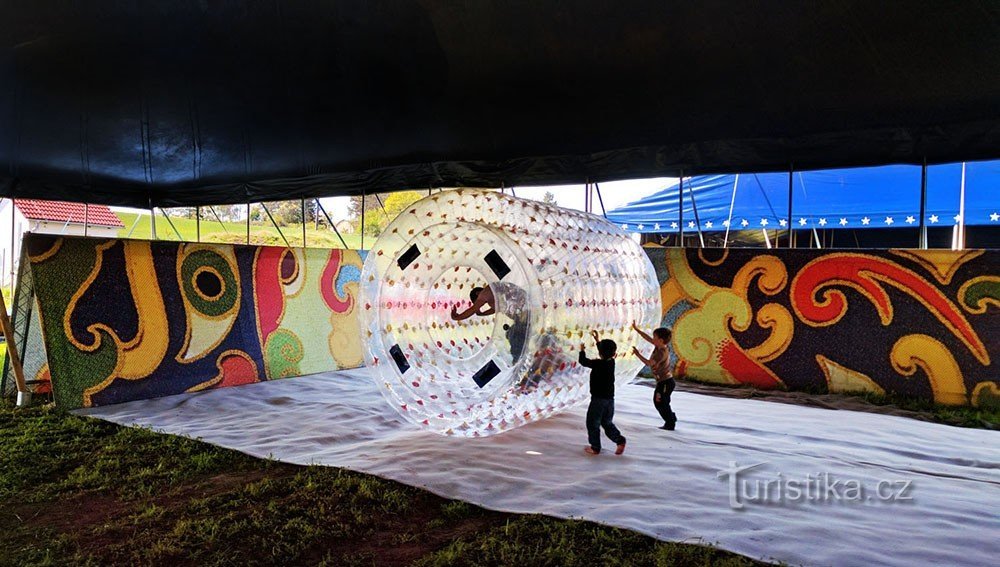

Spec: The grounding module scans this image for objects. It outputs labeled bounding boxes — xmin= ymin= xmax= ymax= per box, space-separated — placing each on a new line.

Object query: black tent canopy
xmin=2 ymin=1 xmax=999 ymax=208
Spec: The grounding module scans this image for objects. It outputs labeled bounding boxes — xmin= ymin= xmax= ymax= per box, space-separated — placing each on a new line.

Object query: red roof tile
xmin=13 ymin=200 xmax=124 ymax=228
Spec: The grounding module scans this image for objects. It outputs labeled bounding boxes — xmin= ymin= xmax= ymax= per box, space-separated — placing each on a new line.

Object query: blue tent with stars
xmin=606 ymin=161 xmax=1000 ymax=234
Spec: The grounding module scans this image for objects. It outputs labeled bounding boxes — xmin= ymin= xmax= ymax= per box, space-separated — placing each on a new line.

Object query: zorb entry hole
xmin=374 ymin=222 xmax=534 ymax=403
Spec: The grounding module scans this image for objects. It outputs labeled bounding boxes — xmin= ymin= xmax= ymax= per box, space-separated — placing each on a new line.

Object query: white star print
xmin=778 ymin=219 xmax=787 ymax=227
xmin=819 ymin=218 xmax=828 ymax=226
xmin=722 ymin=220 xmax=731 ymax=227
xmin=688 ymin=221 xmax=696 ymax=229
xmin=740 ymin=219 xmax=749 ymax=227
xmin=760 ymin=218 xmax=769 ymax=227
xmin=991 ymin=212 xmax=999 ymax=222
xmin=798 ymin=218 xmax=807 ymax=226
xmin=637 ymin=224 xmax=645 ymax=230
xmin=705 ymin=221 xmax=714 ymax=228
xmin=905 ymin=216 xmax=915 ymax=224
xmin=670 ymin=222 xmax=678 ymax=229
xmin=884 ymin=217 xmax=894 ymax=225
xmin=954 ymin=214 xmax=962 ymax=223
xmin=861 ymin=217 xmax=870 ymax=225
xmin=839 ymin=218 xmax=848 ymax=226
xmin=653 ymin=223 xmax=660 ymax=230
xmin=621 ymin=224 xmax=628 ymax=230
xmin=929 ymin=215 xmax=939 ymax=223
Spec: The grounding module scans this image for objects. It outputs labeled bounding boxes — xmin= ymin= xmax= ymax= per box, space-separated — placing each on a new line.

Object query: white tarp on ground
xmin=76 ymin=369 xmax=1000 ymax=567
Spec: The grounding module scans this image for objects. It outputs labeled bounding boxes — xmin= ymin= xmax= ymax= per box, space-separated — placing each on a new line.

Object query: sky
xmin=316 ymin=177 xmax=676 ymax=220
xmin=112 ymin=177 xmax=676 ymax=222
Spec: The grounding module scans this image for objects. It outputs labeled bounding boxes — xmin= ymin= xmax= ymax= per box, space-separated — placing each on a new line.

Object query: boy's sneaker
xmin=615 ymin=441 xmax=626 ymax=455
xmin=584 ymin=446 xmax=600 ymax=455
xmin=659 ymin=423 xmax=675 ymax=430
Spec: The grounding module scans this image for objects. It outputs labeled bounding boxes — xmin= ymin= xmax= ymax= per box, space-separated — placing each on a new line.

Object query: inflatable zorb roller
xmin=360 ymin=189 xmax=661 ymax=436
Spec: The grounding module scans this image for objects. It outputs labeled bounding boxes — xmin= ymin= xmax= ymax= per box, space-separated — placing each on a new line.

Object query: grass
xmin=0 ymin=401 xmax=767 ymax=566
xmin=115 ymin=211 xmax=365 ymax=249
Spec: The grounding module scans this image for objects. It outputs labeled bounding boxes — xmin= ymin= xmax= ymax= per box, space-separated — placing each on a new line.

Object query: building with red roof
xmin=0 ymin=200 xmax=124 ymax=285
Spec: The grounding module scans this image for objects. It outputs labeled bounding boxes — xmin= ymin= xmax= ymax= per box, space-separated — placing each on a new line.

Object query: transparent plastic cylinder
xmin=360 ymin=189 xmax=661 ymax=436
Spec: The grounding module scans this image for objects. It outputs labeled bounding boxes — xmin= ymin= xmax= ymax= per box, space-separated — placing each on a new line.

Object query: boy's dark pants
xmin=586 ymin=397 xmax=625 ymax=451
xmin=654 ymin=378 xmax=677 ymax=428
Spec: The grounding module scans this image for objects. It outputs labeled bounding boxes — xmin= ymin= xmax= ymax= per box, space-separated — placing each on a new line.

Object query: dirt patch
xmin=305 ymin=502 xmax=506 ymax=566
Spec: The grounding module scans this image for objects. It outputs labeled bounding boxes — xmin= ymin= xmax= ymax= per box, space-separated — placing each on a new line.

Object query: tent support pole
xmin=208 ymin=206 xmax=228 ymax=233
xmin=812 ymin=228 xmax=822 ymax=249
xmin=918 ymin=158 xmax=928 ymax=249
xmin=958 ymin=162 xmax=967 ymax=250
xmin=316 ymin=199 xmax=349 ymax=249
xmin=260 ymin=202 xmax=290 ymax=247
xmin=678 ymin=172 xmax=684 ymax=247
xmin=125 ymin=215 xmax=141 ymax=238
xmin=84 ymin=203 xmax=89 ymax=237
xmin=4 ymin=201 xmax=14 ymax=288
xmin=0 ymin=290 xmax=28 ymax=406
xmin=688 ymin=180 xmax=705 ymax=247
xmin=196 ymin=206 xmax=201 ymax=242
xmin=246 ymin=203 xmax=250 ymax=244
xmin=375 ymin=193 xmax=388 ymax=216
xmin=150 ymin=199 xmax=157 ymax=240
xmin=300 ymin=198 xmax=307 ymax=247
xmin=361 ymin=190 xmax=366 ymax=250
xmin=159 ymin=208 xmax=183 ymax=240
xmin=787 ymin=164 xmax=794 ymax=248
xmin=594 ymin=183 xmax=607 ymax=217
xmin=723 ymin=174 xmax=739 ymax=248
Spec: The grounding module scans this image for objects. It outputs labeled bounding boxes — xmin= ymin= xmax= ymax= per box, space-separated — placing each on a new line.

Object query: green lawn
xmin=116 ymin=212 xmax=365 ymax=249
xmin=0 ymin=403 xmax=766 ymax=566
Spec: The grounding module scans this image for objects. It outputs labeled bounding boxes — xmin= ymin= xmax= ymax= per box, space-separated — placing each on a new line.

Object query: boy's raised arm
xmin=578 ymin=344 xmax=595 ymax=367
xmin=631 ymin=321 xmax=654 ymax=344
xmin=631 ymin=345 xmax=652 ymax=366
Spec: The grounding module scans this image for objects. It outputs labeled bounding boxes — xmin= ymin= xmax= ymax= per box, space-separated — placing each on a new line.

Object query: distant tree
xmin=208 ymin=204 xmax=243 ymax=222
xmin=348 ymin=192 xmax=393 ymax=219
xmin=360 ymin=190 xmax=425 ymax=237
xmin=542 ymin=191 xmax=557 ymax=205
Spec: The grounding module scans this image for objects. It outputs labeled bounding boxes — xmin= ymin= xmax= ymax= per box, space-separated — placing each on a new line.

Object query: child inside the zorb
xmin=450 ymin=282 xmax=529 ymax=361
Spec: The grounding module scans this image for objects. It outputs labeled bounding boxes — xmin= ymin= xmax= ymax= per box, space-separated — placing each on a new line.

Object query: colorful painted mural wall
xmin=20 ymin=234 xmax=365 ymax=410
xmin=646 ymin=247 xmax=999 ymax=408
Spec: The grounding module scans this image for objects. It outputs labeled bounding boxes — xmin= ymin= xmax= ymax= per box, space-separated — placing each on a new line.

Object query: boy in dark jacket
xmin=579 ymin=336 xmax=626 ymax=455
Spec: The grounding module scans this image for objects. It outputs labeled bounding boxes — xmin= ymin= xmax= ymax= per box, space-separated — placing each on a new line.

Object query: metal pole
xmin=208 ymin=206 xmax=228 ymax=233
xmin=125 ymin=215 xmax=141 ymax=238
xmin=678 ymin=172 xmax=684 ymax=247
xmin=688 ymin=181 xmax=705 ymax=247
xmin=594 ymin=183 xmax=608 ymax=218
xmin=246 ymin=203 xmax=250 ymax=245
xmin=918 ymin=158 xmax=928 ymax=249
xmin=260 ymin=202 xmax=290 ymax=247
xmin=361 ymin=190 xmax=366 ymax=250
xmin=723 ymin=174 xmax=739 ymax=248
xmin=84 ymin=203 xmax=89 ymax=237
xmin=10 ymin=198 xmax=15 ymax=286
xmin=196 ymin=206 xmax=201 ymax=242
xmin=958 ymin=162 xmax=967 ymax=250
xmin=300 ymin=198 xmax=307 ymax=247
xmin=150 ymin=200 xmax=157 ymax=240
xmin=159 ymin=208 xmax=183 ymax=240
xmin=787 ymin=164 xmax=794 ymax=248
